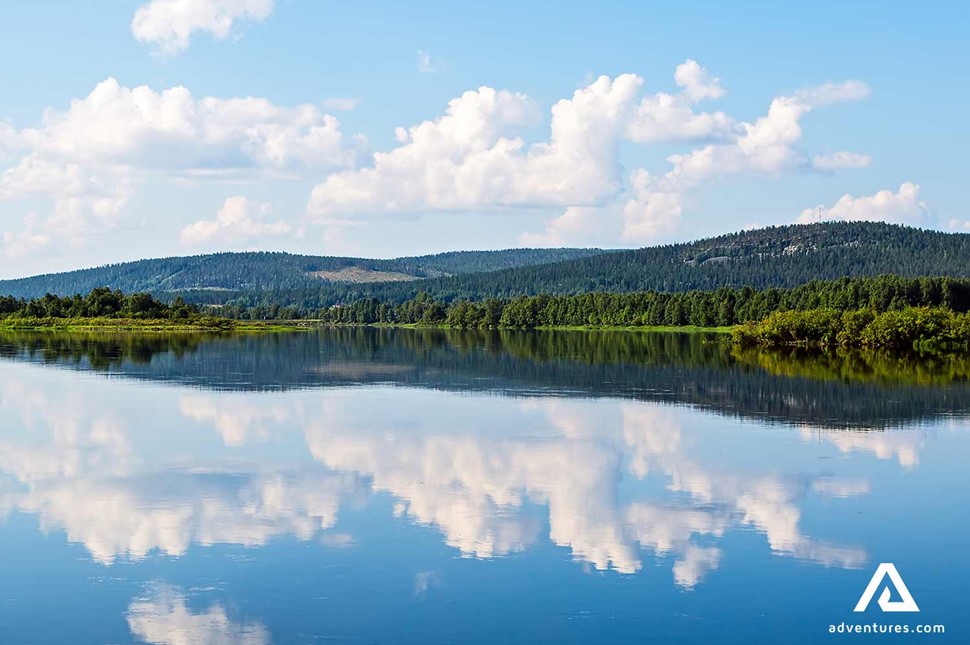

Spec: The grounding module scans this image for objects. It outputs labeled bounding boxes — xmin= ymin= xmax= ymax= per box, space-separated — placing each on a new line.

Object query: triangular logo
xmin=854 ymin=563 xmax=920 ymax=613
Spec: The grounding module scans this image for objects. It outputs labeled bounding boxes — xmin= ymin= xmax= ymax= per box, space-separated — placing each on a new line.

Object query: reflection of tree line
xmin=2 ymin=327 xmax=969 ymax=427
xmin=733 ymin=344 xmax=970 ymax=387
xmin=0 ymin=331 xmax=209 ymax=370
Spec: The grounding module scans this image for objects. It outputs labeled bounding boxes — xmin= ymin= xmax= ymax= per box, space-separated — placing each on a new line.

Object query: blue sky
xmin=0 ymin=0 xmax=967 ymax=278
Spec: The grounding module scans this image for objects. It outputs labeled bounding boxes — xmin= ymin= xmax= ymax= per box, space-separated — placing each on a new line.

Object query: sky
xmin=0 ymin=0 xmax=968 ymax=278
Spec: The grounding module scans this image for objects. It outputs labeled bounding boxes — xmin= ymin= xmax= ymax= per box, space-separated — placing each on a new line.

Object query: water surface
xmin=0 ymin=329 xmax=965 ymax=643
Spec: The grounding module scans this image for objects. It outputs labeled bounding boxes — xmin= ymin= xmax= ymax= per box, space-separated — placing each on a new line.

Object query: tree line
xmin=8 ymin=276 xmax=970 ymax=351
xmin=218 ymin=275 xmax=970 ymax=329
xmin=0 ymin=287 xmax=200 ymax=320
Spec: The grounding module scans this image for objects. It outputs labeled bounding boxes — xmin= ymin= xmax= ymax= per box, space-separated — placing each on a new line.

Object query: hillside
xmin=399 ymin=222 xmax=970 ymax=297
xmin=0 ymin=248 xmax=606 ymax=299
xmin=6 ymin=222 xmax=970 ymax=308
xmin=205 ymin=222 xmax=970 ymax=310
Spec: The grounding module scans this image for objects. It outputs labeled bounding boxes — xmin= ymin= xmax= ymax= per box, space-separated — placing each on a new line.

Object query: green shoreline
xmin=0 ymin=317 xmax=303 ymax=333
xmin=361 ymin=322 xmax=734 ymax=334
xmin=0 ymin=318 xmax=734 ymax=334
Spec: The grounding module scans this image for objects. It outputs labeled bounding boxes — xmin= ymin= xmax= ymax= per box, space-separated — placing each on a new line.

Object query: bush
xmin=735 ymin=306 xmax=970 ymax=352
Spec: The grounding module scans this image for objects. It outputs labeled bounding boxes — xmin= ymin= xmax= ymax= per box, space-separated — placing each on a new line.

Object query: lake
xmin=0 ymin=328 xmax=965 ymax=643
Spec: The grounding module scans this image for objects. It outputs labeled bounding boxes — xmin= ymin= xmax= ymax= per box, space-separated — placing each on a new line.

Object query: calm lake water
xmin=0 ymin=328 xmax=966 ymax=644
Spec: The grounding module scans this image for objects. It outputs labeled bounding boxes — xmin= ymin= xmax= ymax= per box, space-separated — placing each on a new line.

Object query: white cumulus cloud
xmin=522 ymin=170 xmax=684 ymax=247
xmin=626 ymin=59 xmax=734 ymax=143
xmin=621 ymin=178 xmax=684 ymax=243
xmin=307 ymin=74 xmax=643 ymax=219
xmin=132 ymin=0 xmax=275 ymax=55
xmin=0 ymin=159 xmax=132 ymax=255
xmin=1 ymin=78 xmax=361 ymax=255
xmin=616 ymin=81 xmax=867 ymax=242
xmin=1 ymin=61 xmax=879 ymax=262
xmin=795 ymin=182 xmax=931 ymax=226
xmin=660 ymin=80 xmax=870 ymax=189
xmin=14 ymin=78 xmax=361 ymax=173
xmin=303 ymin=62 xmax=868 ymax=247
xmin=180 ymin=196 xmax=292 ymax=247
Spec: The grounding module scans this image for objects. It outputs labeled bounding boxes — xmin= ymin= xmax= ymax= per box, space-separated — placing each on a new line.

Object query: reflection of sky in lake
xmin=0 ymin=357 xmax=967 ymax=643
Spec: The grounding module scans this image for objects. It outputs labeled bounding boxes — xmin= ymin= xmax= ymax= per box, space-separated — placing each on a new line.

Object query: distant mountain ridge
xmin=4 ymin=222 xmax=970 ymax=305
xmin=0 ymin=248 xmax=607 ymax=299
xmin=400 ymin=221 xmax=970 ymax=298
xmin=201 ymin=222 xmax=970 ymax=309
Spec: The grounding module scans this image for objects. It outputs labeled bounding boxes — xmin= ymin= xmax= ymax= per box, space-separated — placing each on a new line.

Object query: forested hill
xmin=0 ymin=248 xmax=606 ymax=299
xmin=259 ymin=221 xmax=970 ymax=307
xmin=5 ymin=222 xmax=970 ymax=305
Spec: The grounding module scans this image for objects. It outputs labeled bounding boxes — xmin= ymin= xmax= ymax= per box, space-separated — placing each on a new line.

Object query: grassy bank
xmin=0 ymin=316 xmax=304 ymax=333
xmin=0 ymin=315 xmax=732 ymax=334
xmin=533 ymin=324 xmax=733 ymax=333
xmin=363 ymin=321 xmax=733 ymax=333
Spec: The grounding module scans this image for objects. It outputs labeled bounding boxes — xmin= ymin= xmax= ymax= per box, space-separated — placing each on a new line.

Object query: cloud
xmin=621 ymin=170 xmax=684 ymax=242
xmin=1 ymin=62 xmax=874 ymax=259
xmin=417 ymin=49 xmax=441 ymax=73
xmin=658 ymin=80 xmax=870 ymax=190
xmin=527 ymin=78 xmax=868 ymax=245
xmin=0 ymin=379 xmax=133 ymax=485
xmin=180 ymin=197 xmax=292 ymax=247
xmin=302 ymin=61 xmax=868 ymax=247
xmin=0 ymin=378 xmax=366 ymax=563
xmin=413 ymin=571 xmax=441 ymax=598
xmin=625 ymin=59 xmax=734 ymax=143
xmin=2 ymin=214 xmax=51 ymax=258
xmin=811 ymin=477 xmax=871 ymax=498
xmin=132 ymin=0 xmax=275 ymax=55
xmin=307 ymin=74 xmax=643 ymax=220
xmin=178 ymin=393 xmax=291 ymax=444
xmin=799 ymin=426 xmax=922 ymax=469
xmin=298 ymin=396 xmax=869 ymax=583
xmin=672 ymin=546 xmax=721 ymax=589
xmin=127 ymin=585 xmax=270 ymax=645
xmin=305 ymin=411 xmax=545 ymax=561
xmin=1 ymin=371 xmax=891 ymax=590
xmin=12 ymin=469 xmax=363 ymax=563
xmin=795 ymin=182 xmax=931 ymax=226
xmin=673 ymin=59 xmax=726 ymax=102
xmin=320 ymin=532 xmax=356 ymax=548
xmin=537 ymin=79 xmax=868 ymax=245
xmin=1 ymin=78 xmax=362 ymax=255
xmin=795 ymin=80 xmax=870 ymax=108
xmin=0 ymin=162 xmax=132 ymax=255
xmin=13 ymin=78 xmax=361 ymax=173
xmin=322 ymin=97 xmax=362 ymax=111
xmin=617 ymin=403 xmax=867 ymax=572
xmin=520 ymin=205 xmax=621 ymax=247
xmin=812 ymin=151 xmax=871 ymax=170
xmin=0 ymin=121 xmax=21 ymax=159
xmin=521 ymin=171 xmax=683 ymax=247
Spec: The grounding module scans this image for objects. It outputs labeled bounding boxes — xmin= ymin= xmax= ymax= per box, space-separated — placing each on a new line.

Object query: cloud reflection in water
xmin=0 ymin=365 xmax=925 ymax=590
